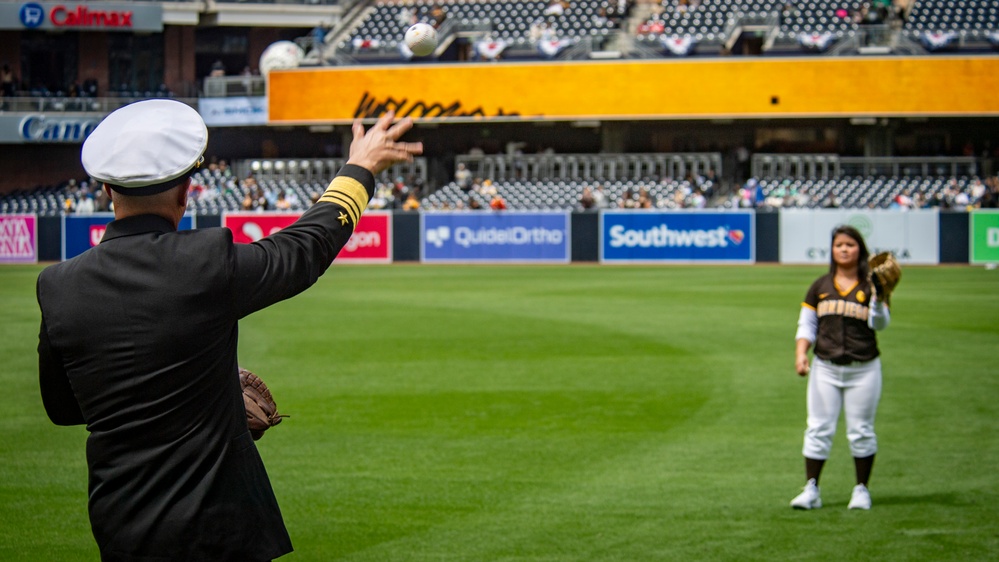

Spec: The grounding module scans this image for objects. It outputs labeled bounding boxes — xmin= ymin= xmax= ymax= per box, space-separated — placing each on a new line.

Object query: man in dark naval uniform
xmin=36 ymin=99 xmax=422 ymax=561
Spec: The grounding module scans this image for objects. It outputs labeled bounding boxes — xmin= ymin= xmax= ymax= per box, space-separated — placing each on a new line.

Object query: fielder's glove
xmin=868 ymin=251 xmax=901 ymax=306
xmin=239 ymin=367 xmax=286 ymax=440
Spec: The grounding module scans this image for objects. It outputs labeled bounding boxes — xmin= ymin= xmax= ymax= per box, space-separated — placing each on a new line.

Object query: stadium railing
xmin=751 ymin=154 xmax=989 ymax=180
xmin=455 ymin=152 xmax=723 ymax=182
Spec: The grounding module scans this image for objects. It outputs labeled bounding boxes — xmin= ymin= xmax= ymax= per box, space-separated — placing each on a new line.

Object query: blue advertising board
xmin=62 ymin=213 xmax=195 ymax=260
xmin=421 ymin=212 xmax=570 ymax=263
xmin=600 ymin=211 xmax=755 ymax=263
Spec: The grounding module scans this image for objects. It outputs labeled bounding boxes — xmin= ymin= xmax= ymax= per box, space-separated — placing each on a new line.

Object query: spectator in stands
xmin=579 ymin=186 xmax=596 ymax=210
xmin=94 ymin=186 xmax=111 ymax=212
xmin=83 ymin=78 xmax=98 ymax=97
xmin=372 ymin=182 xmax=394 ymax=209
xmin=76 ymin=193 xmax=95 ymax=215
xmin=403 ymin=192 xmax=421 ymax=211
xmin=954 ymin=187 xmax=970 ymax=209
xmin=468 ymin=197 xmax=483 ymax=210
xmin=210 ymin=60 xmax=226 ymax=78
xmin=822 ymin=191 xmax=839 ymax=209
xmin=217 ymin=159 xmax=232 ymax=179
xmin=593 ymin=184 xmax=609 ymax=209
xmin=275 ymin=191 xmax=292 ymax=211
xmin=970 ymin=178 xmax=986 ymax=202
xmin=688 ymin=188 xmax=706 ymax=209
xmin=638 ymin=187 xmax=656 ymax=209
xmin=455 ymin=162 xmax=472 ymax=192
xmin=544 ymin=0 xmax=566 ymax=17
xmin=893 ymin=0 xmax=912 ymax=22
xmin=312 ymin=21 xmax=330 ymax=57
xmin=429 ymin=4 xmax=447 ymax=29
xmin=489 ymin=193 xmax=508 ymax=211
xmin=480 ymin=179 xmax=497 ymax=198
xmin=397 ymin=6 xmax=417 ymax=27
xmin=979 ymin=178 xmax=998 ymax=208
xmin=592 ymin=7 xmax=611 ymax=28
xmin=1 ymin=63 xmax=15 ymax=98
xmin=619 ymin=188 xmax=637 ymax=209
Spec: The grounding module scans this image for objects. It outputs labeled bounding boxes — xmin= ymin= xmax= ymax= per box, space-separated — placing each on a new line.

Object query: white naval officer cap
xmin=82 ymin=99 xmax=208 ymax=195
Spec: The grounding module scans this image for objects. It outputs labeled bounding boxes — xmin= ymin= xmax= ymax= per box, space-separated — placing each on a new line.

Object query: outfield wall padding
xmin=31 ymin=210 xmax=974 ymax=264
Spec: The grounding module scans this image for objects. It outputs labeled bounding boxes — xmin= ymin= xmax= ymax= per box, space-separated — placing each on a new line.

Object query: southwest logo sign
xmin=600 ymin=211 xmax=754 ymax=263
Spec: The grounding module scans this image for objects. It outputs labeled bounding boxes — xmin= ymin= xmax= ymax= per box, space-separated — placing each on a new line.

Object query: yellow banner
xmin=268 ymin=57 xmax=999 ymax=123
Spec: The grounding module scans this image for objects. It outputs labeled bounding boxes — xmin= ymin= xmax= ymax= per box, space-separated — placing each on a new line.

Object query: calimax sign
xmin=2 ymin=2 xmax=162 ymax=32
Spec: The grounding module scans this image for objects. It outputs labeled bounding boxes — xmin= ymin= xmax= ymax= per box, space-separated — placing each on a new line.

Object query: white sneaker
xmin=848 ymin=484 xmax=872 ymax=510
xmin=790 ymin=478 xmax=822 ymax=510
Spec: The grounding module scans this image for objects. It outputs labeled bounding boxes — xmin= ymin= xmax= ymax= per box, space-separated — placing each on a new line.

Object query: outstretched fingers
xmin=347 ymin=113 xmax=423 ymax=174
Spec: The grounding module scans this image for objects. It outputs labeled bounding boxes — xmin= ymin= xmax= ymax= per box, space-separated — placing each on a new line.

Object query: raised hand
xmin=346 ymin=111 xmax=424 ymax=176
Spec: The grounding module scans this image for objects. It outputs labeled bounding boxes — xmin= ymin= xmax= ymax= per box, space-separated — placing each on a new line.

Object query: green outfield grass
xmin=2 ymin=263 xmax=997 ymax=561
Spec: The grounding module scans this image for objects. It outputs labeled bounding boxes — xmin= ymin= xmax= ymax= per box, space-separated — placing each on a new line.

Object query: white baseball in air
xmin=405 ymin=23 xmax=438 ymax=57
xmin=259 ymin=41 xmax=305 ymax=77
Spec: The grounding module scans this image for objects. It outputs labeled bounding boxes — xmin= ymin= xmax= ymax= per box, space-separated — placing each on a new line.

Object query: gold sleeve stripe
xmin=801 ymin=302 xmax=816 ymax=311
xmin=317 ymin=176 xmax=368 ymax=225
xmin=322 ymin=192 xmax=362 ymax=225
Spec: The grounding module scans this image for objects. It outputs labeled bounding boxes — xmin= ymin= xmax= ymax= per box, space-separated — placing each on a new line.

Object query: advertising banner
xmin=2 ymin=2 xmax=163 ymax=31
xmin=199 ymin=97 xmax=268 ymax=127
xmin=970 ymin=210 xmax=999 ymax=264
xmin=421 ymin=212 xmax=570 ymax=263
xmin=779 ymin=209 xmax=939 ymax=265
xmin=600 ymin=211 xmax=754 ymax=264
xmin=0 ymin=214 xmax=38 ymax=264
xmin=0 ymin=114 xmax=102 ymax=144
xmin=269 ymin=57 xmax=999 ymax=124
xmin=63 ymin=213 xmax=194 ymax=260
xmin=223 ymin=211 xmax=392 ymax=263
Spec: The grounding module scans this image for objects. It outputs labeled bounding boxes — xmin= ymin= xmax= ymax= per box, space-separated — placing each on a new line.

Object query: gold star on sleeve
xmin=337 ymin=211 xmax=349 ymax=225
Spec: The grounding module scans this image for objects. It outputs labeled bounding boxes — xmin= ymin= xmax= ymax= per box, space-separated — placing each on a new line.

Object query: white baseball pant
xmin=802 ymin=357 xmax=882 ymax=460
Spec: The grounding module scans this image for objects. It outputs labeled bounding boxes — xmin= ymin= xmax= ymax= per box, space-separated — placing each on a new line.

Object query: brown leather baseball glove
xmin=868 ymin=251 xmax=901 ymax=306
xmin=239 ymin=367 xmax=286 ymax=440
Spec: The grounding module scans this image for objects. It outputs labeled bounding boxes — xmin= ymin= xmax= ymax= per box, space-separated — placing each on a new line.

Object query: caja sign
xmin=3 ymin=2 xmax=161 ymax=31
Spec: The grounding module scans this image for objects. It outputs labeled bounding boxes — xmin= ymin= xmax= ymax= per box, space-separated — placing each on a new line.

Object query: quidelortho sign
xmin=970 ymin=210 xmax=999 ymax=264
xmin=1 ymin=2 xmax=162 ymax=31
xmin=421 ymin=212 xmax=570 ymax=263
xmin=779 ymin=209 xmax=940 ymax=265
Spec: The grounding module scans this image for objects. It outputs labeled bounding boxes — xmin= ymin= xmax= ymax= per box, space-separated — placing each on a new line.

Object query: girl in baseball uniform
xmin=790 ymin=225 xmax=891 ymax=510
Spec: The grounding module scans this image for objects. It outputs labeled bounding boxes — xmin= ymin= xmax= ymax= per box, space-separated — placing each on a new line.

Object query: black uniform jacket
xmin=36 ymin=165 xmax=373 ymax=562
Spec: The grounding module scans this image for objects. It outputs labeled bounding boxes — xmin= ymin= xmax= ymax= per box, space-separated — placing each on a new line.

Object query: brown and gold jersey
xmin=802 ymin=273 xmax=880 ymax=364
